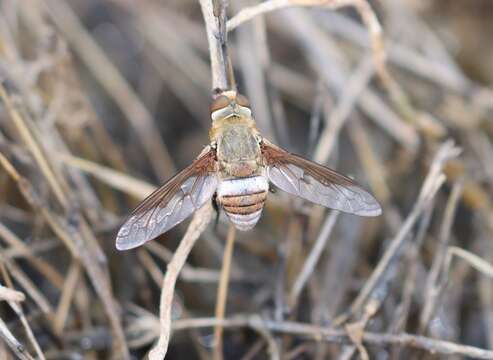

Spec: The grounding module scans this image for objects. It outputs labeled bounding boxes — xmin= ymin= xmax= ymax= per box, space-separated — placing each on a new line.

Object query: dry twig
xmin=148 ymin=203 xmax=214 ymax=359
xmin=213 ymin=225 xmax=237 ymax=360
xmin=170 ymin=315 xmax=493 ymax=359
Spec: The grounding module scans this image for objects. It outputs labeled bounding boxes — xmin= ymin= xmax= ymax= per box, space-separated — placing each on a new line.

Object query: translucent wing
xmin=262 ymin=141 xmax=381 ymax=216
xmin=116 ymin=149 xmax=218 ymax=250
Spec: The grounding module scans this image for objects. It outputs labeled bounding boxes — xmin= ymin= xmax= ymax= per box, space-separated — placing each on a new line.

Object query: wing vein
xmin=262 ymin=141 xmax=381 ymax=217
xmin=116 ymin=149 xmax=218 ymax=250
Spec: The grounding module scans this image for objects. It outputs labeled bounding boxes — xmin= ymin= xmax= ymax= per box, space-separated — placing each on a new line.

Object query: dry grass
xmin=0 ymin=0 xmax=493 ymax=359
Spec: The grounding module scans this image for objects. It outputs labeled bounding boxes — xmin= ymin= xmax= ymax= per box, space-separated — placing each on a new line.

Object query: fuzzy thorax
xmin=211 ymin=116 xmax=262 ymax=178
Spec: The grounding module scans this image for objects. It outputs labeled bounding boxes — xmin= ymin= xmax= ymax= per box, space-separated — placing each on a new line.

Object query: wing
xmin=262 ymin=141 xmax=381 ymax=217
xmin=116 ymin=149 xmax=218 ymax=250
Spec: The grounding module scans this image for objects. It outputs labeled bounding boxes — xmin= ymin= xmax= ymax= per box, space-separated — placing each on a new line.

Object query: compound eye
xmin=209 ymin=95 xmax=230 ymax=114
xmin=236 ymin=94 xmax=250 ymax=108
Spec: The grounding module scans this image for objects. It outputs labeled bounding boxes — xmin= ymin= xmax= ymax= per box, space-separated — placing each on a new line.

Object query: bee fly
xmin=116 ymin=91 xmax=381 ymax=250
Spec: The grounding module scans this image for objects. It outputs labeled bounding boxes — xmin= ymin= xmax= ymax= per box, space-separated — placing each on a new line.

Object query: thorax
xmin=210 ymin=116 xmax=262 ymax=178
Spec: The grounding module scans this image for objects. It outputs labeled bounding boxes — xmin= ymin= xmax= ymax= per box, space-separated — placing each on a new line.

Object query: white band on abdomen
xmin=228 ymin=210 xmax=263 ymax=231
xmin=217 ymin=176 xmax=268 ymax=197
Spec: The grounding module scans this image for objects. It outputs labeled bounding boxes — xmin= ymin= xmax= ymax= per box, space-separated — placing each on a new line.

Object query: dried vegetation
xmin=0 ymin=0 xmax=493 ymax=359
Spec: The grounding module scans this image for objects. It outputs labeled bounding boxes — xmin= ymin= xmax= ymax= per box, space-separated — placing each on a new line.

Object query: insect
xmin=116 ymin=91 xmax=381 ymax=250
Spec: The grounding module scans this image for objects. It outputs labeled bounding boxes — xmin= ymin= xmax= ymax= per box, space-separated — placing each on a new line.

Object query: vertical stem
xmin=149 ymin=204 xmax=214 ymax=360
xmin=213 ymin=224 xmax=237 ymax=360
xmin=199 ymin=0 xmax=233 ymax=92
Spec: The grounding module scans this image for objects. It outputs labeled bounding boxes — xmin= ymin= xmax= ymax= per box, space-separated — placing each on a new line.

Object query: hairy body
xmin=210 ymin=96 xmax=268 ymax=230
xmin=116 ymin=91 xmax=380 ymax=250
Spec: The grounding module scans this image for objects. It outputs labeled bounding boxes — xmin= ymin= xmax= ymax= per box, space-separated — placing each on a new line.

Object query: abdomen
xmin=217 ymin=176 xmax=268 ymax=231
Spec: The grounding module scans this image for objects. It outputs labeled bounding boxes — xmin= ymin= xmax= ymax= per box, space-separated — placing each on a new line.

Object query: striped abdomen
xmin=217 ymin=176 xmax=268 ymax=231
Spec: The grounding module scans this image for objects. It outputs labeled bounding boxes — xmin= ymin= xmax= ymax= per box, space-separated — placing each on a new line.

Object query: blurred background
xmin=0 ymin=0 xmax=493 ymax=359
